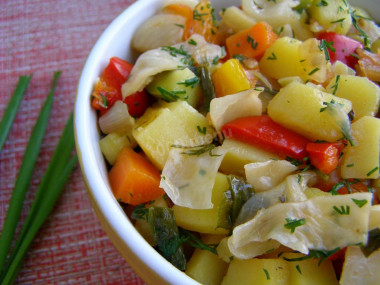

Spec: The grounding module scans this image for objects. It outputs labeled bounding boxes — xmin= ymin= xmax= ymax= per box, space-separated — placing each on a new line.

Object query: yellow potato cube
xmin=283 ymin=252 xmax=339 ymax=285
xmin=133 ymin=101 xmax=215 ymax=169
xmin=220 ymin=139 xmax=280 ymax=177
xmin=308 ymin=0 xmax=352 ymax=35
xmin=326 ymin=75 xmax=380 ymax=120
xmin=341 ymin=116 xmax=380 ymax=179
xmin=186 ymin=235 xmax=228 ymax=285
xmin=222 ymin=258 xmax=290 ymax=285
xmin=173 ymin=173 xmax=229 ymax=235
xmin=99 ymin=132 xmax=137 ymax=165
xmin=260 ymin=37 xmax=303 ymax=80
xmin=267 ymin=81 xmax=352 ymax=142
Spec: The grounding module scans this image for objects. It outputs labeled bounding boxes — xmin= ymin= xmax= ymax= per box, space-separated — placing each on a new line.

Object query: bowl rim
xmin=74 ymin=0 xmax=200 ymax=284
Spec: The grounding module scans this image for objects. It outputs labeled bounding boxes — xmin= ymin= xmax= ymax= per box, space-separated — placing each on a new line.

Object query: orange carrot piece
xmin=226 ymin=22 xmax=278 ymax=60
xmin=108 ymin=147 xmax=164 ymax=205
xmin=165 ymin=1 xmax=219 ymax=44
xmin=191 ymin=0 xmax=218 ymax=44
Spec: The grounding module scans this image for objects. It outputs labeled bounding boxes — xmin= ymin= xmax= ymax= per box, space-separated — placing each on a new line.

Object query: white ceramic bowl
xmin=74 ymin=1 xmax=380 ymax=284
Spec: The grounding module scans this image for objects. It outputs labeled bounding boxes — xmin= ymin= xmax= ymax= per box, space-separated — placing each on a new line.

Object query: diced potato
xmin=369 ymin=205 xmax=380 ymax=230
xmin=267 ymin=81 xmax=352 ymax=142
xmin=220 ymin=139 xmax=281 ymax=177
xmin=146 ymin=68 xmax=202 ymax=108
xmin=221 ymin=258 xmax=290 ymax=285
xmin=173 ymin=173 xmax=230 ymax=234
xmin=341 ymin=116 xmax=380 ymax=179
xmin=259 ymin=37 xmax=327 ymax=83
xmin=133 ymin=101 xmax=215 ymax=170
xmin=259 ymin=37 xmax=302 ymax=80
xmin=308 ymin=0 xmax=352 ymax=35
xmin=325 ymin=75 xmax=380 ymax=120
xmin=212 ymin=59 xmax=251 ymax=97
xmin=283 ymin=252 xmax=339 ymax=285
xmin=340 ymin=246 xmax=380 ymax=285
xmin=186 ymin=235 xmax=228 ymax=285
xmin=99 ymin=132 xmax=137 ymax=165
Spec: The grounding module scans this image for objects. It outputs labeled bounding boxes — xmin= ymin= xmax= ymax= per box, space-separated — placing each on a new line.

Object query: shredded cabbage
xmin=245 ymin=160 xmax=298 ymax=192
xmin=209 ymin=89 xmax=262 ymax=131
xmin=160 ymin=145 xmax=226 ymax=209
xmin=228 ymin=192 xmax=372 ymax=259
xmin=122 ymin=35 xmax=225 ymax=98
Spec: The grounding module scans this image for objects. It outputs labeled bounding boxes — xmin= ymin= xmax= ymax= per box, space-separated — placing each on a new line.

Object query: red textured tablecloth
xmin=0 ymin=1 xmax=145 ymax=284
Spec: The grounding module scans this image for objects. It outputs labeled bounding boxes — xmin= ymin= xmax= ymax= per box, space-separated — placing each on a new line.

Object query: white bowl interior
xmin=74 ymin=0 xmax=380 ymax=284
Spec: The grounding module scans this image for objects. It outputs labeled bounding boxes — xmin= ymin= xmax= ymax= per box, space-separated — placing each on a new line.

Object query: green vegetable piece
xmin=0 ymin=72 xmax=60 ymax=271
xmin=197 ymin=65 xmax=216 ymax=115
xmin=148 ymin=206 xmax=187 ymax=271
xmin=146 ymin=68 xmax=201 ymax=108
xmin=361 ymin=228 xmax=380 ymax=257
xmin=217 ymin=176 xmax=254 ymax=230
xmin=0 ymin=74 xmax=32 ymax=152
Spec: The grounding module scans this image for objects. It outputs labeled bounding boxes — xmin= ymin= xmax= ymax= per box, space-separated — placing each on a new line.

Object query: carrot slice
xmin=109 ymin=147 xmax=164 ymax=205
xmin=191 ymin=0 xmax=218 ymax=43
xmin=226 ymin=21 xmax=278 ymax=60
xmin=166 ymin=0 xmax=219 ymax=43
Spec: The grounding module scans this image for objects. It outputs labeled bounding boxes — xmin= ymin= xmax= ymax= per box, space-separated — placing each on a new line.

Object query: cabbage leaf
xmin=228 ymin=192 xmax=372 ymax=259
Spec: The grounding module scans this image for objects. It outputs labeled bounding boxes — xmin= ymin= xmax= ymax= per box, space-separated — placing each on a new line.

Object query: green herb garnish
xmin=333 ymin=205 xmax=350 ymax=215
xmin=283 ymin=248 xmax=340 ymax=265
xmin=178 ymin=76 xmax=200 ymax=88
xmin=284 ymin=218 xmax=306 ymax=233
xmin=319 ymin=39 xmax=336 ymax=61
xmin=267 ymin=52 xmax=277 ymax=60
xmin=351 ymin=198 xmax=368 ymax=208
xmin=247 ymin=35 xmax=258 ymax=49
xmin=330 ymin=75 xmax=340 ymax=95
xmin=308 ymin=67 xmax=320 ymax=76
xmin=263 ymin=268 xmax=270 ymax=280
xmin=367 ymin=166 xmax=379 ymax=177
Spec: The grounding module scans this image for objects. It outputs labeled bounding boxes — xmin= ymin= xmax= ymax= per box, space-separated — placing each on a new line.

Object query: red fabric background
xmin=0 ymin=1 xmax=145 ymax=284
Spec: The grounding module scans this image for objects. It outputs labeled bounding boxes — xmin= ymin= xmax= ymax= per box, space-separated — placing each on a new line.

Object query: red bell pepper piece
xmin=221 ymin=116 xmax=311 ymax=160
xmin=317 ymin=32 xmax=363 ymax=69
xmin=92 ymin=57 xmax=151 ymax=117
xmin=306 ymin=141 xmax=344 ymax=174
xmin=123 ymin=90 xmax=151 ymax=118
xmin=102 ymin=56 xmax=133 ymax=89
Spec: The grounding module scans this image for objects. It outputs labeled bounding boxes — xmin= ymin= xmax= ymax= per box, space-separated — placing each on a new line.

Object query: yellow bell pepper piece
xmin=212 ymin=59 xmax=251 ymax=97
